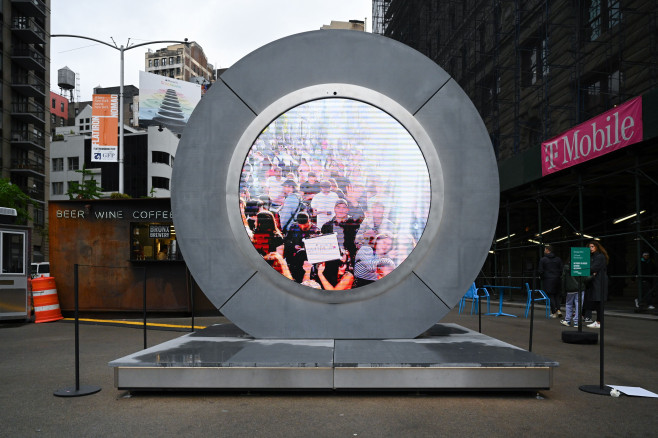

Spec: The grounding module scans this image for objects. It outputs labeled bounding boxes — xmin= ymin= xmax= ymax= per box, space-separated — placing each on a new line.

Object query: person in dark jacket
xmin=584 ymin=240 xmax=609 ymax=328
xmin=560 ymin=259 xmax=583 ymax=327
xmin=538 ymin=244 xmax=563 ymax=318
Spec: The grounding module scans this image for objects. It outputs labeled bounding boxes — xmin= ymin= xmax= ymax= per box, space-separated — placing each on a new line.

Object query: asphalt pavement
xmin=1 ymin=297 xmax=657 ymax=438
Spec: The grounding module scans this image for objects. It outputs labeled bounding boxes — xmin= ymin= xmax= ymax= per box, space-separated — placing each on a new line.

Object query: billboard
xmin=91 ymin=94 xmax=119 ymax=162
xmin=138 ymin=71 xmax=201 ymax=134
xmin=241 ymin=98 xmax=431 ymax=290
xmin=541 ymin=96 xmax=643 ymax=176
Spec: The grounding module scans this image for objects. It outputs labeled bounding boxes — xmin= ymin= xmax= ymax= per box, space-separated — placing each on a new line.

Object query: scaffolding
xmin=373 ymin=0 xmax=658 ymax=157
xmin=373 ymin=0 xmax=658 ymax=302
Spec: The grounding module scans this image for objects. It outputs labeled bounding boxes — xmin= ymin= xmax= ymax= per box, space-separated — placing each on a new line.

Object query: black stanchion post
xmin=190 ymin=270 xmax=195 ymax=332
xmin=143 ymin=266 xmax=147 ymax=350
xmin=529 ymin=274 xmax=536 ymax=352
xmin=477 ymin=287 xmax=482 ymax=333
xmin=580 ymin=297 xmax=611 ymax=395
xmin=54 ymin=264 xmax=101 ymax=397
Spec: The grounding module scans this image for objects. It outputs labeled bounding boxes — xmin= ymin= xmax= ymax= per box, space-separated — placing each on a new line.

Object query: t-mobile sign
xmin=541 ymin=96 xmax=643 ymax=176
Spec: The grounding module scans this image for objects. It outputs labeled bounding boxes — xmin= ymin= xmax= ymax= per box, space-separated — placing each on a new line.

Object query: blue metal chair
xmin=524 ymin=283 xmax=551 ymax=318
xmin=459 ymin=283 xmax=490 ymax=314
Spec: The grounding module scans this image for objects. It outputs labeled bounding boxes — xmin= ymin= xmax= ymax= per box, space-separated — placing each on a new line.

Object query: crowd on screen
xmin=238 ymin=135 xmax=429 ymax=291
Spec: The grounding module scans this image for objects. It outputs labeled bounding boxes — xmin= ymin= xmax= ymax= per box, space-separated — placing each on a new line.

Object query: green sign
xmin=571 ymin=247 xmax=590 ymax=276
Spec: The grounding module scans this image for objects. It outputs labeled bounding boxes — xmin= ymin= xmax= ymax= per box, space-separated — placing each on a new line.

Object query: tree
xmin=0 ymin=178 xmax=36 ymax=223
xmin=67 ymin=165 xmax=105 ymax=200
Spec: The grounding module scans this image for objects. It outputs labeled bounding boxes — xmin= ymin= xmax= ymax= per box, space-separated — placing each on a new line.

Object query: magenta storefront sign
xmin=541 ymin=96 xmax=643 ymax=176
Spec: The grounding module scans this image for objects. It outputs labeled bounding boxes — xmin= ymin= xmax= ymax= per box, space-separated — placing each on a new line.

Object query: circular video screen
xmin=239 ymin=98 xmax=430 ymax=291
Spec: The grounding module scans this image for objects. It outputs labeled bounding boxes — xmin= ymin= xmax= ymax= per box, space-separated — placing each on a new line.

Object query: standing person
xmin=560 ymin=259 xmax=582 ymax=328
xmin=320 ymin=199 xmax=360 ymax=263
xmin=538 ymin=244 xmax=563 ymax=318
xmin=353 ymin=232 xmax=395 ymax=288
xmin=300 ymin=171 xmax=321 ymax=202
xmin=278 ymin=179 xmax=303 ymax=233
xmin=584 ymin=240 xmax=609 ymax=329
xmin=311 ymin=180 xmax=339 ymax=228
xmin=633 ymin=251 xmax=656 ymax=310
xmin=283 ymin=212 xmax=319 ymax=283
xmin=265 ymin=166 xmax=285 ymax=207
xmin=251 ymin=211 xmax=284 ymax=256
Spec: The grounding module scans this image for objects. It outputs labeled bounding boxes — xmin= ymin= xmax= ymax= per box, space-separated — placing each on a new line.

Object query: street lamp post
xmin=51 ymin=35 xmax=188 ymax=194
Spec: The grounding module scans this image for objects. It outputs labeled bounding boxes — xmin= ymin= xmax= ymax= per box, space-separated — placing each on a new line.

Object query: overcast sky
xmin=50 ymin=0 xmax=373 ymax=102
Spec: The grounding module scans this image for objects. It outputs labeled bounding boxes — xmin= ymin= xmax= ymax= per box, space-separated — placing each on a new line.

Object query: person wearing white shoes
xmin=561 ymin=258 xmax=582 ymax=328
xmin=584 ymin=241 xmax=609 ymax=329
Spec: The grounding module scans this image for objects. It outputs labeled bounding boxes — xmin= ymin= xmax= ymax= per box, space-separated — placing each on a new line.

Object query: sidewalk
xmin=1 ymin=303 xmax=657 ymax=437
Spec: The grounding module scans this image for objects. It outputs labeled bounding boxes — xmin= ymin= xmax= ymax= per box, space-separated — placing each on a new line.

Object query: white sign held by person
xmin=303 ymin=233 xmax=341 ymax=264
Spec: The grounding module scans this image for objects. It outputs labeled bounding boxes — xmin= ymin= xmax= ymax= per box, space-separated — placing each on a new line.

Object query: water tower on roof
xmin=57 ymin=66 xmax=76 ymax=102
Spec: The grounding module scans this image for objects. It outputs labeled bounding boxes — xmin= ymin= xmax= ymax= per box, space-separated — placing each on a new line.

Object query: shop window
xmin=130 ymin=223 xmax=179 ymax=261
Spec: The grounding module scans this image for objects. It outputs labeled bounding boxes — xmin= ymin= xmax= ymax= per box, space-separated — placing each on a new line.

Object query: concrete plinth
xmin=109 ymin=323 xmax=558 ymax=391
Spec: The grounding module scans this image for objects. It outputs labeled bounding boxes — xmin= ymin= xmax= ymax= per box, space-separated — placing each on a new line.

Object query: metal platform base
xmin=109 ymin=323 xmax=558 ymax=391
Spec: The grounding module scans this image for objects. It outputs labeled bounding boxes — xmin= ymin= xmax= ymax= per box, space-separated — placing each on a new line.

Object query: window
xmin=52 ymin=158 xmax=63 ymax=172
xmin=52 ymin=182 xmax=63 ymax=195
xmin=2 ymin=232 xmax=25 ymax=274
xmin=51 ymin=98 xmax=56 ymax=109
xmin=34 ymin=206 xmax=44 ymax=227
xmin=67 ymin=157 xmax=79 ymax=170
xmin=67 ymin=181 xmax=78 ymax=191
xmin=152 ymin=151 xmax=170 ymax=165
xmin=582 ymin=0 xmax=621 ymax=42
xmin=130 ymin=223 xmax=179 ymax=261
xmin=521 ymin=33 xmax=549 ymax=87
xmin=162 ymin=57 xmax=166 ymax=66
xmin=61 ymin=102 xmax=65 ymax=112
xmin=169 ymin=57 xmax=174 ymax=65
xmin=176 ymin=55 xmax=181 ymax=63
xmin=154 ymin=59 xmax=159 ymax=67
xmin=149 ymin=59 xmax=152 ymax=67
xmin=152 ymin=177 xmax=170 ymax=190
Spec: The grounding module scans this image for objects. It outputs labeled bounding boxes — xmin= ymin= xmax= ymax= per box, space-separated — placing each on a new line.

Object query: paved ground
xmin=1 ymin=298 xmax=657 ymax=437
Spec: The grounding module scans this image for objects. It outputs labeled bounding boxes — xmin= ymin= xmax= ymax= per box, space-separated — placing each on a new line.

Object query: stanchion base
xmin=562 ymin=330 xmax=598 ymax=344
xmin=54 ymin=385 xmax=101 ymax=397
xmin=579 ymin=384 xmax=613 ymax=396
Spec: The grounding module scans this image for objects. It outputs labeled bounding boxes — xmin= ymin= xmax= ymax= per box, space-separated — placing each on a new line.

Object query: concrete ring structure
xmin=171 ymin=30 xmax=499 ymax=339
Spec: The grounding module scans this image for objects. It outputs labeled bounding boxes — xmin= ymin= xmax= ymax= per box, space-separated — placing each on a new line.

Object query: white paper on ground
xmin=608 ymin=385 xmax=658 ymax=398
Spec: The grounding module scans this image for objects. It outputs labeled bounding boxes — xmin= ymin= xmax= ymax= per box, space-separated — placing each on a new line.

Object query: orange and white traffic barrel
xmin=31 ymin=276 xmax=63 ymax=323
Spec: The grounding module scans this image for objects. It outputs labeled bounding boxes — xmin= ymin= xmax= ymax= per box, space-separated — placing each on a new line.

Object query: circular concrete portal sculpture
xmin=171 ymin=30 xmax=499 ymax=339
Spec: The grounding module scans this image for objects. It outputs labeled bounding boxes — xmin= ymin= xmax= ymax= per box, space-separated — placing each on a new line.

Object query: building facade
xmin=374 ymin=1 xmax=658 ymax=301
xmin=144 ymin=42 xmax=214 ymax=84
xmin=50 ymin=126 xmax=179 ymax=200
xmin=1 ymin=0 xmax=50 ymax=261
xmin=49 ymin=91 xmax=67 ymax=135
